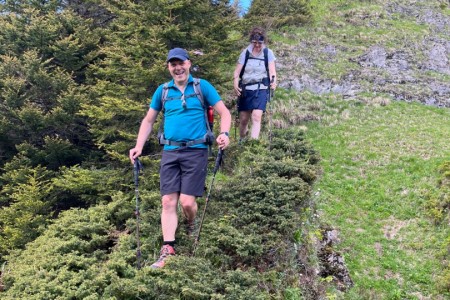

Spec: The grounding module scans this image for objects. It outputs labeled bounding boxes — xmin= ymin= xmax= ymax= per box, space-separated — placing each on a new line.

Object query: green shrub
xmin=1 ymin=197 xmax=132 ymax=299
xmin=1 ymin=128 xmax=320 ymax=298
xmin=426 ymin=161 xmax=450 ymax=224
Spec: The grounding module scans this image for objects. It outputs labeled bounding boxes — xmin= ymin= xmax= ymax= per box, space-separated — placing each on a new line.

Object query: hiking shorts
xmin=238 ymin=88 xmax=269 ymax=112
xmin=160 ymin=147 xmax=208 ymax=197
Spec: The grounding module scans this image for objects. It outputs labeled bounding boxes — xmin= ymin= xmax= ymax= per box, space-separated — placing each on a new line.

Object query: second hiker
xmin=233 ymin=27 xmax=277 ymax=141
xmin=129 ymin=47 xmax=231 ymax=269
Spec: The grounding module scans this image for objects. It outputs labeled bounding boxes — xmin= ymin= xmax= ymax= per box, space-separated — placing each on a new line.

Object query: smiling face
xmin=168 ymin=59 xmax=191 ymax=86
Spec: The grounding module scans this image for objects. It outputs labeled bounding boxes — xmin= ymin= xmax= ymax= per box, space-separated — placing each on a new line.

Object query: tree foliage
xmin=0 ymin=1 xmax=106 ymax=257
xmin=82 ymin=0 xmax=240 ymax=162
xmin=0 ymin=166 xmax=53 ymax=256
xmin=0 ymin=2 xmax=102 ymax=165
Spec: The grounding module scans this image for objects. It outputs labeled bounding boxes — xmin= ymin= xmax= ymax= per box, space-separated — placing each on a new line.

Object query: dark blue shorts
xmin=160 ymin=148 xmax=208 ymax=197
xmin=238 ymin=88 xmax=269 ymax=112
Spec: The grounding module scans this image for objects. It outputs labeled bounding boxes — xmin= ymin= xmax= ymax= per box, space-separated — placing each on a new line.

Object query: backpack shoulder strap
xmin=161 ymin=82 xmax=170 ymax=111
xmin=193 ymin=77 xmax=212 ymax=131
xmin=157 ymin=82 xmax=170 ymax=141
xmin=239 ymin=49 xmax=251 ymax=79
xmin=194 ymin=78 xmax=214 ymax=155
xmin=193 ymin=78 xmax=205 ymax=108
xmin=263 ymin=47 xmax=269 ymax=79
xmin=239 ymin=48 xmax=270 ymax=80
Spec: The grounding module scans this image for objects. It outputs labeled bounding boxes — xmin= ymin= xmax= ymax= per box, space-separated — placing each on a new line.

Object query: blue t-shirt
xmin=151 ymin=75 xmax=221 ymax=150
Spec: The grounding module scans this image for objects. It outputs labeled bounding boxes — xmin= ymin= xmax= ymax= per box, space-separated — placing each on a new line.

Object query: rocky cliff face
xmin=277 ymin=0 xmax=450 ymax=108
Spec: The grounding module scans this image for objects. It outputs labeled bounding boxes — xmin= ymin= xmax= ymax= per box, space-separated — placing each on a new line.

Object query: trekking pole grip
xmin=213 ymin=149 xmax=224 ymax=173
xmin=133 ymin=158 xmax=143 ymax=187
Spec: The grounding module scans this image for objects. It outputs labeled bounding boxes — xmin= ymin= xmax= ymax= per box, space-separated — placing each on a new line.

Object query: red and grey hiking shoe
xmin=150 ymin=245 xmax=175 ymax=269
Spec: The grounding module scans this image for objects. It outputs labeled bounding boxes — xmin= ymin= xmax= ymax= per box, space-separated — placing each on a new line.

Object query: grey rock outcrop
xmin=277 ymin=0 xmax=450 ymax=107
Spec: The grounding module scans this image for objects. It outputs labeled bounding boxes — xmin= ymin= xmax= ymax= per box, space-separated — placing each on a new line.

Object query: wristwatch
xmin=220 ymin=132 xmax=229 ymax=137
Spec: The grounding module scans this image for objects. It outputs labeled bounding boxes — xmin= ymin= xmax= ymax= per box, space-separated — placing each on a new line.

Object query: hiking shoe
xmin=150 ymin=245 xmax=175 ymax=269
xmin=184 ymin=218 xmax=197 ymax=237
xmin=238 ymin=137 xmax=248 ymax=145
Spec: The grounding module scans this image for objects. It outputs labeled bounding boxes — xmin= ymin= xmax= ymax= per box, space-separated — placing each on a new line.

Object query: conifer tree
xmin=0 ymin=166 xmax=53 ymax=257
xmin=0 ymin=1 xmax=108 ymax=260
xmin=0 ymin=2 xmax=102 ymax=165
xmin=0 ymin=0 xmax=240 ymax=264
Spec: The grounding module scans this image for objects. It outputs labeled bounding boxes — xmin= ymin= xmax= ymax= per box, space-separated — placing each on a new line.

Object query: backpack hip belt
xmin=159 ymin=132 xmax=214 ymax=147
xmin=241 ymin=77 xmax=270 ymax=90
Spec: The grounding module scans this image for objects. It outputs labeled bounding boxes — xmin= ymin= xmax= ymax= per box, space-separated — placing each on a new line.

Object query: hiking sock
xmin=163 ymin=240 xmax=176 ymax=248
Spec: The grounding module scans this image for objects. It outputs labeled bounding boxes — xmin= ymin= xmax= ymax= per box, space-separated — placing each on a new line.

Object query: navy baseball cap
xmin=166 ymin=48 xmax=190 ymax=62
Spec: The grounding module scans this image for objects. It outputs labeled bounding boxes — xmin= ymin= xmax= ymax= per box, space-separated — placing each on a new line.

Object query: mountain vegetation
xmin=0 ymin=0 xmax=449 ymax=299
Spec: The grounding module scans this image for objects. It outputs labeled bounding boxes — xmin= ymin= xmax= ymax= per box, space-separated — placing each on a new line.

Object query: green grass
xmin=266 ymin=0 xmax=450 ymax=297
xmin=300 ymin=96 xmax=450 ymax=299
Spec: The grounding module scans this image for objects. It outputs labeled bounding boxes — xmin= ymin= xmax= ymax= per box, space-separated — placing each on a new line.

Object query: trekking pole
xmin=268 ymin=75 xmax=275 ymax=149
xmin=192 ymin=148 xmax=224 ymax=256
xmin=133 ymin=158 xmax=144 ymax=269
xmin=234 ymin=101 xmax=239 ymax=141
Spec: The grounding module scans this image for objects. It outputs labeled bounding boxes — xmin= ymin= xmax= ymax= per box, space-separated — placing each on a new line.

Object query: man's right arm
xmin=129 ymin=108 xmax=159 ymax=163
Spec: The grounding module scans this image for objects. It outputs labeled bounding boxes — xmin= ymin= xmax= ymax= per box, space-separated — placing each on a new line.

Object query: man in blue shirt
xmin=129 ymin=48 xmax=231 ymax=268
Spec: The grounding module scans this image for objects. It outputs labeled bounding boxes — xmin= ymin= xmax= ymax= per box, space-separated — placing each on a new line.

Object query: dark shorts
xmin=238 ymin=88 xmax=269 ymax=112
xmin=160 ymin=147 xmax=208 ymax=197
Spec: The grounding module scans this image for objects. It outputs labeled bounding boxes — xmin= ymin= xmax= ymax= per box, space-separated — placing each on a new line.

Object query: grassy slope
xmin=268 ymin=0 xmax=450 ymax=298
xmin=307 ymin=98 xmax=449 ymax=299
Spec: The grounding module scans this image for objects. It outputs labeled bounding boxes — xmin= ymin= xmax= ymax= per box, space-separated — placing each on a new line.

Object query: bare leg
xmin=239 ymin=111 xmax=251 ymax=139
xmin=250 ymin=109 xmax=263 ymax=139
xmin=161 ymin=192 xmax=179 ymax=241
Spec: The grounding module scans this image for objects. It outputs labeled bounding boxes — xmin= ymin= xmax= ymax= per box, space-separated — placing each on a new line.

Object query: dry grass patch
xmin=382 ymin=216 xmax=409 ymax=240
